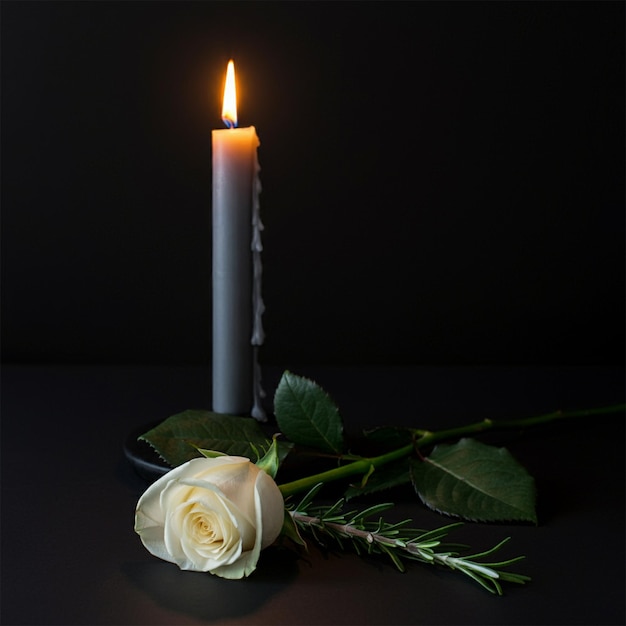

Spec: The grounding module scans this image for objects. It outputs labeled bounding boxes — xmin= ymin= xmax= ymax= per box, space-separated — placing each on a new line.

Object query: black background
xmin=1 ymin=5 xmax=625 ymax=623
xmin=2 ymin=0 xmax=624 ymax=367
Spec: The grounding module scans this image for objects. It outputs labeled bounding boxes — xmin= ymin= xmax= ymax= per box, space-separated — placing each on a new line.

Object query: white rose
xmin=134 ymin=456 xmax=284 ymax=579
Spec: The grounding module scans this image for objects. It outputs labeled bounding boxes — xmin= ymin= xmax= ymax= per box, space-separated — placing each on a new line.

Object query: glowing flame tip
xmin=221 ymin=60 xmax=237 ymax=128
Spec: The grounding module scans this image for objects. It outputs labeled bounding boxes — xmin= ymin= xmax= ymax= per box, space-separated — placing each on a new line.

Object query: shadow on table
xmin=123 ymin=545 xmax=300 ymax=622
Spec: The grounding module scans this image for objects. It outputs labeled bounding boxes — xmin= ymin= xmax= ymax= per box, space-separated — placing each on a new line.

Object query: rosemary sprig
xmin=288 ymin=484 xmax=531 ymax=595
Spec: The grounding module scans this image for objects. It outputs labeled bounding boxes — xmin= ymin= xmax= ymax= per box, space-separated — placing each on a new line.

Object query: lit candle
xmin=212 ymin=60 xmax=265 ymax=420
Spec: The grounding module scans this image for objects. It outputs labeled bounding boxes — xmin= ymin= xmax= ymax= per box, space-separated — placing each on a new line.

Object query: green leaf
xmin=410 ymin=438 xmax=537 ymax=523
xmin=273 ymin=371 xmax=344 ymax=454
xmin=344 ymin=458 xmax=412 ymax=501
xmin=139 ymin=409 xmax=292 ymax=468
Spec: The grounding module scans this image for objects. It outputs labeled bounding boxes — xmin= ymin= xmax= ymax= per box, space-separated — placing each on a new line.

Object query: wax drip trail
xmin=250 ymin=144 xmax=266 ymax=421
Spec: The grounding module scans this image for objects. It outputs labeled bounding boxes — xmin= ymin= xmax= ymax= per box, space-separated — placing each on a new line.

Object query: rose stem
xmin=278 ymin=403 xmax=625 ymax=498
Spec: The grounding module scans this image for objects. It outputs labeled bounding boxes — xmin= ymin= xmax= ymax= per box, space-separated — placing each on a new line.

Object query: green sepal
xmin=281 ymin=509 xmax=308 ymax=548
xmin=193 ymin=446 xmax=226 ymax=458
xmin=255 ymin=435 xmax=281 ymax=478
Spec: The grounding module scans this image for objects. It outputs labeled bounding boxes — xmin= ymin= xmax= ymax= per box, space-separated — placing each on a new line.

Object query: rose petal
xmin=255 ymin=469 xmax=285 ymax=548
xmin=176 ymin=500 xmax=242 ymax=571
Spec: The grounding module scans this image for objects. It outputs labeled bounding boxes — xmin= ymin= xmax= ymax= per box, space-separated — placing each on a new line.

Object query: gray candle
xmin=211 ymin=60 xmax=264 ymax=418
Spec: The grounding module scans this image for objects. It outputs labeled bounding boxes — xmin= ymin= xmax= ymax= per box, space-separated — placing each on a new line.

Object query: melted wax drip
xmin=250 ymin=148 xmax=266 ymax=421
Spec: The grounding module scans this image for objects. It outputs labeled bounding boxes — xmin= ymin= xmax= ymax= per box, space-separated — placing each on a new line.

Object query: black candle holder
xmin=123 ymin=422 xmax=171 ymax=483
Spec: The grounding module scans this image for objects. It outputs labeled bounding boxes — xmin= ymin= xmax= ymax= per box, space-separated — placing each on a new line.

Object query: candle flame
xmin=221 ymin=60 xmax=237 ymax=128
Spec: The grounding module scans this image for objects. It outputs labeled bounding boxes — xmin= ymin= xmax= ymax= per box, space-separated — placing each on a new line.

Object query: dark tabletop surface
xmin=2 ymin=364 xmax=624 ymax=625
